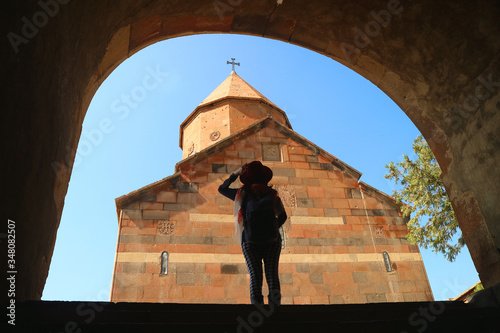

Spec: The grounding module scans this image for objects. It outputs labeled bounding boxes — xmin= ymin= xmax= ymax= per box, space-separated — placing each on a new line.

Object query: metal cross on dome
xmin=227 ymin=58 xmax=240 ymax=72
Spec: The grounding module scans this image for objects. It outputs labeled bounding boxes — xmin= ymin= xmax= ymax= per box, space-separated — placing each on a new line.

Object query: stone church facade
xmin=110 ymin=71 xmax=433 ymax=304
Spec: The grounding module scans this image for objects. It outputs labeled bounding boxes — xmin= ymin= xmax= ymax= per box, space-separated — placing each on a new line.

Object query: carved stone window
xmin=262 ymin=143 xmax=281 ymax=161
xmin=273 ymin=184 xmax=297 ymax=208
xmin=158 ymin=220 xmax=175 ymax=235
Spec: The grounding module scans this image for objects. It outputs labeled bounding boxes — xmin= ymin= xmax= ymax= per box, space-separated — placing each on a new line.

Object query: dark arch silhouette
xmin=2 ymin=0 xmax=499 ymax=301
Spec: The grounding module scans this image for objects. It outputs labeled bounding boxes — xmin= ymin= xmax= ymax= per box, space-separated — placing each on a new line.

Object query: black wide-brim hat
xmin=240 ymin=161 xmax=273 ymax=185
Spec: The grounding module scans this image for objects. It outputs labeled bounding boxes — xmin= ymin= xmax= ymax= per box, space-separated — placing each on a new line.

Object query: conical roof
xmin=179 ymin=71 xmax=292 ymax=154
xmin=197 ymin=71 xmax=278 ymax=108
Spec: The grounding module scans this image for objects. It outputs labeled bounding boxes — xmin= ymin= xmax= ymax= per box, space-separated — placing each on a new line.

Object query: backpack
xmin=243 ymin=189 xmax=280 ymax=243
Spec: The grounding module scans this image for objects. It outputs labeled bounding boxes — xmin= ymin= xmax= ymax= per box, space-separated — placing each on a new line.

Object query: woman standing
xmin=218 ymin=161 xmax=287 ymax=306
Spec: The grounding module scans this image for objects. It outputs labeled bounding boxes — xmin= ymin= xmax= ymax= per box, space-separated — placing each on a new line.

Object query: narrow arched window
xmin=279 ymin=226 xmax=287 ymax=249
xmin=161 ymin=251 xmax=169 ymax=275
xmin=382 ymin=251 xmax=392 ymax=272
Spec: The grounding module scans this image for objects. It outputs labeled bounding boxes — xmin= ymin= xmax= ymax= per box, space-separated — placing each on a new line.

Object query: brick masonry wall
xmin=111 ymin=125 xmax=434 ymax=304
xmin=181 ymin=100 xmax=289 ymax=159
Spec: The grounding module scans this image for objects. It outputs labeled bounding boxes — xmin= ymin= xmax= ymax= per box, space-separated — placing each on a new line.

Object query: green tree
xmin=473 ymin=282 xmax=484 ymax=293
xmin=384 ymin=135 xmax=464 ymax=261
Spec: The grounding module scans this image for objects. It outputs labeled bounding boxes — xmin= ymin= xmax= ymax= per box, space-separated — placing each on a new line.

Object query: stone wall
xmin=111 ymin=124 xmax=433 ymax=304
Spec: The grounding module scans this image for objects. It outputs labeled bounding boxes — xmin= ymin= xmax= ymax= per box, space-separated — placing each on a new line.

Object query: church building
xmin=110 ymin=65 xmax=434 ymax=305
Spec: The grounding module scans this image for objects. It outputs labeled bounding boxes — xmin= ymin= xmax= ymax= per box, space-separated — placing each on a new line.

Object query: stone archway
xmin=2 ymin=0 xmax=499 ymax=301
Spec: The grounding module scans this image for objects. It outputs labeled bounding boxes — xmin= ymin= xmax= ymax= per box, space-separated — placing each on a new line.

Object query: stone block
xmin=177 ymin=273 xmax=196 ymax=286
xmin=351 ymin=209 xmax=369 ymax=216
xmin=142 ymin=210 xmax=169 ymax=220
xmin=366 ymin=293 xmax=388 ymax=303
xmin=216 ymin=193 xmax=232 ymax=205
xmin=113 ymin=286 xmax=144 ymax=301
xmin=156 ymin=191 xmax=177 ymax=203
xmin=320 ymin=163 xmax=334 ymax=170
xmin=297 ymin=198 xmax=314 ymax=208
xmin=308 ymin=238 xmax=323 ymax=246
xmin=176 ymin=182 xmax=199 ymax=193
xmin=289 ymin=177 xmax=303 ymax=185
xmin=226 ymin=164 xmax=241 ymax=173
xmin=212 ymin=237 xmax=233 ymax=245
xmin=290 ymin=154 xmax=306 ymax=162
xmin=403 ymin=292 xmax=427 ymax=302
xmin=140 ymin=202 xmax=163 ymax=210
xmin=325 ymin=263 xmax=339 ymax=272
xmin=309 ymin=163 xmax=321 ymax=170
xmin=206 ymin=263 xmax=221 ymax=274
xmin=307 ymin=186 xmax=324 ymax=198
xmin=140 ymin=194 xmax=157 ymax=202
xmin=153 ymin=235 xmax=172 ymax=244
xmin=346 ymin=188 xmax=363 ymax=199
xmin=177 ymin=192 xmax=197 ymax=205
xmin=238 ymin=150 xmax=255 ymax=159
xmin=296 ymin=238 xmax=310 ymax=246
xmin=122 ymin=262 xmax=146 ymax=274
xmin=212 ymin=164 xmax=227 ymax=173
xmin=353 ymin=272 xmax=368 ymax=283
xmin=332 ymin=199 xmax=350 ymax=209
xmin=295 ymin=263 xmax=310 ymax=273
xmin=221 ymin=264 xmax=245 ymax=274
xmin=272 ymin=167 xmax=296 ymax=177
xmin=305 ymin=155 xmax=319 ymax=163
xmin=279 ymin=273 xmax=293 ymax=285
xmin=310 ymin=273 xmax=323 ymax=284
xmin=293 ymin=295 xmax=312 ymax=304
xmin=295 ymin=168 xmax=315 ymax=178
xmin=324 ymin=208 xmax=340 ymax=217
xmin=120 ymin=234 xmax=154 ymax=244
xmin=163 ymin=203 xmax=183 ymax=211
xmin=329 ymin=295 xmax=345 ymax=304
xmin=122 ymin=209 xmax=142 ymax=220
xmin=172 ymin=264 xmax=193 ymax=275
xmin=358 ymin=283 xmax=376 ymax=294
xmin=303 ymin=178 xmax=320 ymax=186
xmin=370 ymin=262 xmax=382 ymax=271
xmin=203 ymin=286 xmax=225 ymax=299
xmin=375 ymin=283 xmax=391 ymax=294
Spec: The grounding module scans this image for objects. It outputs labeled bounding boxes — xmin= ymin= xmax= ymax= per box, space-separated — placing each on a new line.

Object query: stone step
xmin=15 ymin=301 xmax=500 ymax=332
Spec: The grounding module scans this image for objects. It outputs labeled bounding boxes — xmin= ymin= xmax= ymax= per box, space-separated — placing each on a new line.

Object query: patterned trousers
xmin=241 ymin=240 xmax=281 ymax=305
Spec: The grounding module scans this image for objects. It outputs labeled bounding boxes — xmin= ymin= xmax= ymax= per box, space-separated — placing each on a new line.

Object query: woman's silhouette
xmin=218 ymin=161 xmax=287 ymax=306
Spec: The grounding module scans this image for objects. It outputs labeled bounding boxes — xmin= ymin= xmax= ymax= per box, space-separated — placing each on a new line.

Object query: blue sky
xmin=42 ymin=34 xmax=478 ymax=302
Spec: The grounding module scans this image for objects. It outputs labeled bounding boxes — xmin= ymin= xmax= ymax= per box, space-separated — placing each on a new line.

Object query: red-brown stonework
xmin=110 ymin=73 xmax=433 ymax=304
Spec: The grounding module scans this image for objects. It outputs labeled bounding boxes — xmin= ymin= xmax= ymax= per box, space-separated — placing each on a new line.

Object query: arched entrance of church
xmin=4 ymin=0 xmax=499 ymax=300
